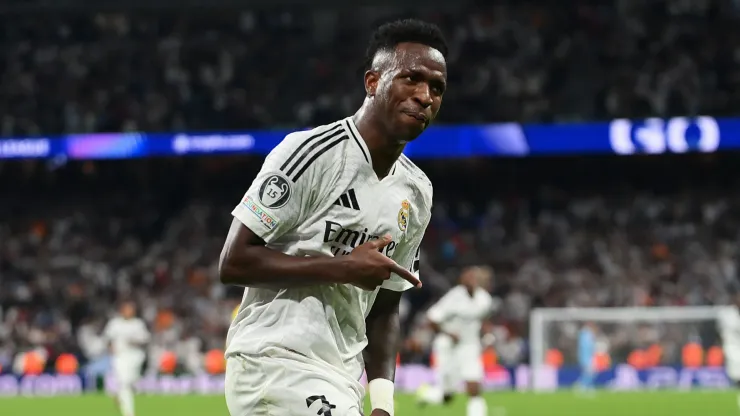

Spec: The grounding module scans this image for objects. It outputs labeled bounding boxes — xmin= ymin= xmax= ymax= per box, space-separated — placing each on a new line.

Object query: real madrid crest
xmin=398 ymin=200 xmax=410 ymax=232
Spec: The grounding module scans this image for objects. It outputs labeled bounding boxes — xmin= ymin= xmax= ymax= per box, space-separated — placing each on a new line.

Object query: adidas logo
xmin=333 ymin=189 xmax=360 ymax=211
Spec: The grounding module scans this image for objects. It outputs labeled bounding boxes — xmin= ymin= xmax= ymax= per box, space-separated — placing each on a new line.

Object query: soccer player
xmin=719 ymin=291 xmax=740 ymax=409
xmin=219 ymin=19 xmax=447 ymax=416
xmin=417 ymin=266 xmax=497 ymax=416
xmin=577 ymin=322 xmax=597 ymax=394
xmin=103 ymin=301 xmax=150 ymax=416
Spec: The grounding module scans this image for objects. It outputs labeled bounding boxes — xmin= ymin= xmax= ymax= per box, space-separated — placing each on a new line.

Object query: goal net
xmin=528 ymin=306 xmax=732 ymax=391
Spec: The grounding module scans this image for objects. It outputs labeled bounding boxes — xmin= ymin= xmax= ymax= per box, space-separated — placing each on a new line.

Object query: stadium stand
xmin=1 ymin=1 xmax=738 ymax=137
xmin=2 ymin=1 xmax=740 ymax=375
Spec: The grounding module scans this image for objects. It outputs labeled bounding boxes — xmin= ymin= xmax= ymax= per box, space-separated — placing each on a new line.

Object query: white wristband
xmin=368 ymin=378 xmax=395 ymax=416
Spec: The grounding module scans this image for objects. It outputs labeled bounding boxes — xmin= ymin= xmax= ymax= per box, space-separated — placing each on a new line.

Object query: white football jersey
xmin=103 ymin=316 xmax=150 ymax=361
xmin=427 ymin=285 xmax=497 ymax=345
xmin=226 ymin=117 xmax=433 ymax=381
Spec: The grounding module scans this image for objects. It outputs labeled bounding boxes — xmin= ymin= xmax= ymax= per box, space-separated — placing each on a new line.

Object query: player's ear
xmin=364 ymin=70 xmax=379 ymax=97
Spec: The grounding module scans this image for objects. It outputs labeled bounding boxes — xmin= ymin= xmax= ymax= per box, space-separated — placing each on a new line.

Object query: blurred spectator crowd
xmin=3 ymin=0 xmax=740 ymax=137
xmin=1 ymin=153 xmax=740 ymax=373
xmin=3 ymin=0 xmax=740 ymax=374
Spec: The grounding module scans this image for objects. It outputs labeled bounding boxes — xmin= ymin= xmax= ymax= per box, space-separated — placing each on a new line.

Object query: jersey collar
xmin=344 ymin=117 xmax=371 ymax=164
xmin=344 ymin=117 xmax=398 ymax=177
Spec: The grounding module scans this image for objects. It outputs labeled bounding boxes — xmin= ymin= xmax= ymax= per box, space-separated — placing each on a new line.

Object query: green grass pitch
xmin=0 ymin=391 xmax=738 ymax=416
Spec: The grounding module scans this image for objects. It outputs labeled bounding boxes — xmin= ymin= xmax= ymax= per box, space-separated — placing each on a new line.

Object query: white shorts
xmin=113 ymin=358 xmax=143 ymax=387
xmin=225 ymin=351 xmax=364 ymax=416
xmin=433 ymin=338 xmax=484 ymax=392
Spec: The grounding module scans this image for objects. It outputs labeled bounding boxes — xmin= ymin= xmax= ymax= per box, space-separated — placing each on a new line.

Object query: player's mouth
xmin=402 ymin=111 xmax=428 ymax=124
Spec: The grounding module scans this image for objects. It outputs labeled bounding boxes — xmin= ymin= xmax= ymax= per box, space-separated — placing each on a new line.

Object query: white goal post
xmin=528 ymin=306 xmax=732 ymax=390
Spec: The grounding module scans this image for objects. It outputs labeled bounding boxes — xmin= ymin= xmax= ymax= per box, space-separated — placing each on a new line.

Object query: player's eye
xmin=430 ymin=83 xmax=445 ymax=96
xmin=405 ymin=72 xmax=424 ymax=82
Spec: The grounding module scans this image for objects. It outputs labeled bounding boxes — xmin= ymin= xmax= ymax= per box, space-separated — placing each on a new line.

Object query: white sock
xmin=118 ymin=385 xmax=135 ymax=416
xmin=423 ymin=385 xmax=444 ymax=404
xmin=467 ymin=396 xmax=487 ymax=416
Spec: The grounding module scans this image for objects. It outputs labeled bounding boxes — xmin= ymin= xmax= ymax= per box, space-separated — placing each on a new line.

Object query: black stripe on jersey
xmin=344 ymin=119 xmax=370 ymax=164
xmin=284 ymin=129 xmax=345 ymax=181
xmin=292 ymin=135 xmax=349 ymax=181
xmin=333 ymin=188 xmax=361 ymax=210
xmin=412 ymin=247 xmax=420 ymax=273
xmin=280 ymin=123 xmax=343 ymax=173
xmin=347 ymin=188 xmax=360 ymax=210
xmin=398 ymin=156 xmax=413 ymax=171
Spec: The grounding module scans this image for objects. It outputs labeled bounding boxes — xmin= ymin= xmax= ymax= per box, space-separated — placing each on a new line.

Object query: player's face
xmin=121 ymin=303 xmax=135 ymax=319
xmin=460 ymin=269 xmax=479 ymax=290
xmin=369 ymin=42 xmax=447 ymax=140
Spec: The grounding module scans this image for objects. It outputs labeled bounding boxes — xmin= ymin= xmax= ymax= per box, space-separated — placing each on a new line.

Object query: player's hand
xmin=341 ymin=234 xmax=422 ymax=291
xmin=370 ymin=410 xmax=391 ymax=416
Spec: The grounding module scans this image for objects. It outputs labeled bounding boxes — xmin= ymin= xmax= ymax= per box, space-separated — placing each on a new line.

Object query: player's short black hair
xmin=364 ymin=18 xmax=448 ymax=70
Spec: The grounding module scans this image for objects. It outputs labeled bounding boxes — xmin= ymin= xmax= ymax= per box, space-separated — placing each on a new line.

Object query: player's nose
xmin=412 ymin=84 xmax=433 ymax=108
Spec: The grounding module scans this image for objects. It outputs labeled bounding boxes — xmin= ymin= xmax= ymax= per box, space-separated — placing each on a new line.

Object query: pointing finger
xmin=387 ymin=260 xmax=422 ymax=288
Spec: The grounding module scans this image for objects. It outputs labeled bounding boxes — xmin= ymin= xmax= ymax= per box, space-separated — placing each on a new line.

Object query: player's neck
xmin=351 ymin=112 xmax=405 ymax=178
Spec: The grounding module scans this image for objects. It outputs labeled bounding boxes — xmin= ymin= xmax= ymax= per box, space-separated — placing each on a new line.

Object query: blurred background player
xmin=577 ymin=322 xmax=597 ymax=395
xmin=719 ymin=290 xmax=740 ymax=410
xmin=103 ymin=301 xmax=150 ymax=416
xmin=417 ymin=266 xmax=498 ymax=416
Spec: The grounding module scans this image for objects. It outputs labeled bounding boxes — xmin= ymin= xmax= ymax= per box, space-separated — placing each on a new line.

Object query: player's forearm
xmin=364 ymin=314 xmax=400 ymax=381
xmin=219 ymin=244 xmax=346 ymax=288
xmin=365 ymin=293 xmax=401 ymax=416
xmin=219 ymin=219 xmax=351 ymax=288
xmin=364 ymin=290 xmax=402 ymax=382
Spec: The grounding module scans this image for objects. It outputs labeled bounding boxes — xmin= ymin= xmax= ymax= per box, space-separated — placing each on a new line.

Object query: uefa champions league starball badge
xmin=258 ymin=174 xmax=292 ymax=209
